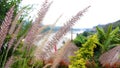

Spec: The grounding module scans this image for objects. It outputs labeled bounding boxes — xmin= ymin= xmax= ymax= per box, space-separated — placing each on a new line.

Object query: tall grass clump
xmin=10 ymin=0 xmax=53 ymax=67
xmin=0 ymin=5 xmax=33 ymax=67
xmin=34 ymin=14 xmax=63 ymax=61
xmin=0 ymin=0 xmax=91 ymax=67
xmin=0 ymin=6 xmax=14 ymax=68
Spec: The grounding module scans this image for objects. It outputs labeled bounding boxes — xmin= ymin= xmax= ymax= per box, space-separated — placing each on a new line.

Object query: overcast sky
xmin=21 ymin=0 xmax=120 ymax=28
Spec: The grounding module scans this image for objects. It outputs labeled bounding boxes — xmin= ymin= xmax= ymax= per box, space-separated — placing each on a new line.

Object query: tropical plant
xmin=111 ymin=32 xmax=120 ymax=44
xmin=96 ymin=25 xmax=119 ymax=53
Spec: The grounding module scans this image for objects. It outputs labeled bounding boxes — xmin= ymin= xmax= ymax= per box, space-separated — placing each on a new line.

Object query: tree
xmin=0 ymin=0 xmax=21 ymax=25
xmin=73 ymin=34 xmax=87 ymax=47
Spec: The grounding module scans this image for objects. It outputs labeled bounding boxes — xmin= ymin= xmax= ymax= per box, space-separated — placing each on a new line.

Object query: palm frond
xmin=106 ymin=24 xmax=112 ymax=38
xmin=110 ymin=27 xmax=119 ymax=36
xmin=96 ymin=26 xmax=106 ymax=42
xmin=104 ymin=27 xmax=119 ymax=51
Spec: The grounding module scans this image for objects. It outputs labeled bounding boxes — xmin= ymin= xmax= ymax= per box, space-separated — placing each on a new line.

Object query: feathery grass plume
xmin=1 ymin=22 xmax=23 ymax=68
xmin=51 ymin=40 xmax=71 ymax=68
xmin=4 ymin=56 xmax=14 ymax=68
xmin=0 ymin=6 xmax=14 ymax=49
xmin=51 ymin=40 xmax=78 ymax=68
xmin=44 ymin=6 xmax=90 ymax=58
xmin=34 ymin=14 xmax=62 ymax=61
xmin=43 ymin=63 xmax=52 ymax=68
xmin=35 ymin=14 xmax=62 ymax=39
xmin=33 ymin=25 xmax=49 ymax=43
xmin=36 ymin=14 xmax=62 ymax=47
xmin=25 ymin=0 xmax=53 ymax=45
xmin=8 ymin=8 xmax=24 ymax=35
xmin=7 ymin=22 xmax=23 ymax=51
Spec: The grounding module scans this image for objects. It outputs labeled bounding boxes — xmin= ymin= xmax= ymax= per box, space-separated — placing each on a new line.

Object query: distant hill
xmin=82 ymin=20 xmax=120 ymax=33
xmin=95 ymin=20 xmax=120 ymax=31
xmin=41 ymin=25 xmax=86 ymax=33
xmin=42 ymin=20 xmax=120 ymax=34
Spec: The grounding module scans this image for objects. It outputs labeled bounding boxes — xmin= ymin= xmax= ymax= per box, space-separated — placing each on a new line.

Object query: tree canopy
xmin=0 ymin=0 xmax=21 ymax=25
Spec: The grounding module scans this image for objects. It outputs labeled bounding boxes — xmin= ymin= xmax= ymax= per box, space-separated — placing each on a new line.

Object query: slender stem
xmin=2 ymin=49 xmax=9 ymax=68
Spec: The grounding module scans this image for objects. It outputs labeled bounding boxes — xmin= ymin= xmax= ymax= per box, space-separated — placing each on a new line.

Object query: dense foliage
xmin=70 ymin=24 xmax=120 ymax=68
xmin=73 ymin=34 xmax=87 ymax=47
xmin=0 ymin=0 xmax=21 ymax=25
xmin=69 ymin=34 xmax=99 ymax=68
